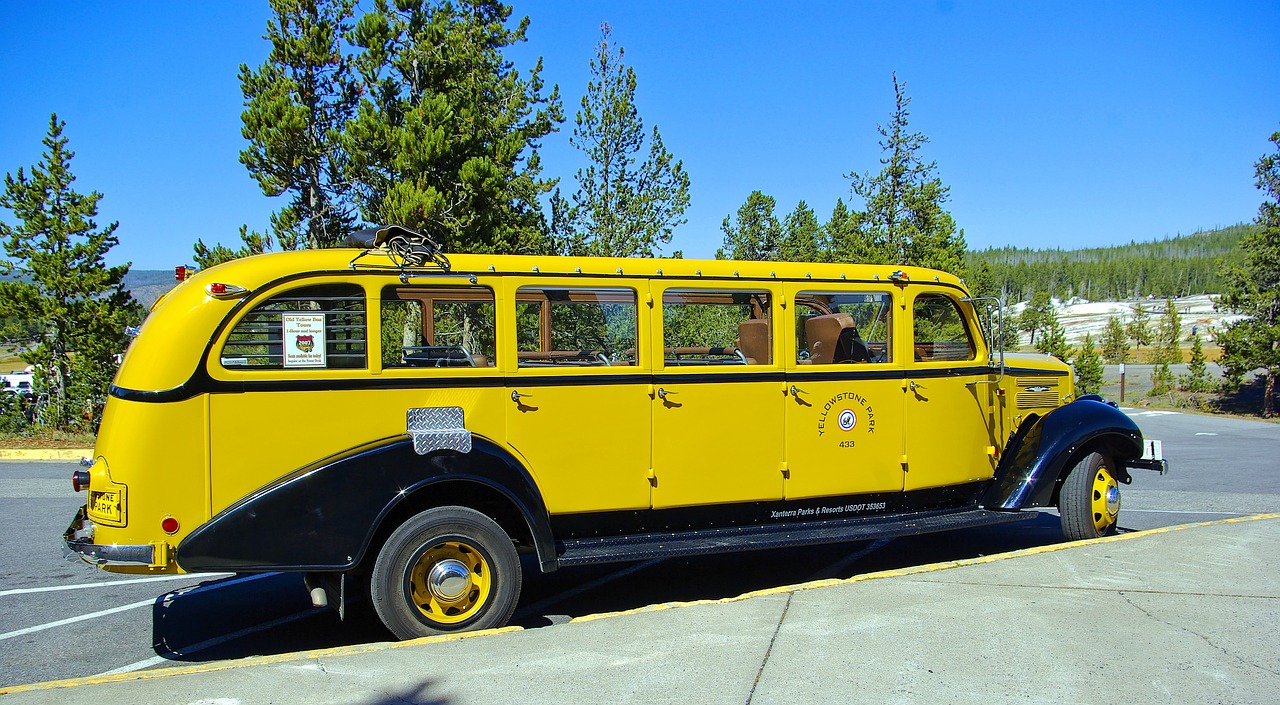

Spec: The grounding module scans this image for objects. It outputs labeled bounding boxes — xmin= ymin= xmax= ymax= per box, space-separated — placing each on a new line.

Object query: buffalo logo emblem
xmin=295 ymin=334 xmax=315 ymax=353
xmin=838 ymin=409 xmax=857 ymax=431
xmin=1026 ymin=385 xmax=1052 ymax=393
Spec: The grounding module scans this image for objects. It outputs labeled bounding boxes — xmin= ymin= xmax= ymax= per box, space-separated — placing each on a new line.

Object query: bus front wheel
xmin=370 ymin=506 xmax=522 ymax=640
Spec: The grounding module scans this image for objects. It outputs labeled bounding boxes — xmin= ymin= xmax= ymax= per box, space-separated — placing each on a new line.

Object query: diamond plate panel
xmin=407 ymin=407 xmax=471 ymax=455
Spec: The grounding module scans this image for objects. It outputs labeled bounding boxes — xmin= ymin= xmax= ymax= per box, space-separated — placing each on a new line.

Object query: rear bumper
xmin=63 ymin=506 xmax=155 ymax=566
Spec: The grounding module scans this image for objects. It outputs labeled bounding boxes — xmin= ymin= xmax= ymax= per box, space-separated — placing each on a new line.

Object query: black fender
xmin=982 ymin=397 xmax=1143 ymax=510
xmin=176 ymin=435 xmax=558 ymax=573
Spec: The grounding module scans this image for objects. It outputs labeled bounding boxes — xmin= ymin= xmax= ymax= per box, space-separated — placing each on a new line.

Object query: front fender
xmin=983 ymin=398 xmax=1143 ymax=510
xmin=176 ymin=435 xmax=555 ymax=572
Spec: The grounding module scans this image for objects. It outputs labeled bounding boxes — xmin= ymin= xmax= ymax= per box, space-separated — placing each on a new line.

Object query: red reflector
xmin=210 ymin=282 xmax=227 ymax=294
xmin=161 ymin=517 xmax=180 ymax=535
xmin=174 ymin=266 xmax=187 ymax=281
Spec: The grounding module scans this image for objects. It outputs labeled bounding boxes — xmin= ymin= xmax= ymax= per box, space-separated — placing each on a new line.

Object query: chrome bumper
xmin=64 ymin=506 xmax=155 ymax=566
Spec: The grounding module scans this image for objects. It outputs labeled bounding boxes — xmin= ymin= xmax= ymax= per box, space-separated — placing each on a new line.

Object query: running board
xmin=555 ymin=508 xmax=1036 ymax=567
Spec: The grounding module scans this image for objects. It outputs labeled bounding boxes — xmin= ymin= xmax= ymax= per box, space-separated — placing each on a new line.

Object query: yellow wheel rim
xmin=1090 ymin=463 xmax=1120 ymax=533
xmin=407 ymin=540 xmax=492 ymax=626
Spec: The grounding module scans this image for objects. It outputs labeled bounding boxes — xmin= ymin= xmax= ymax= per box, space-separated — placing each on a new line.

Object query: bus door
xmin=503 ymin=282 xmax=652 ymax=515
xmin=783 ymin=286 xmax=905 ymax=500
xmin=902 ymin=292 xmax=998 ymax=491
xmin=650 ymin=286 xmax=785 ymax=509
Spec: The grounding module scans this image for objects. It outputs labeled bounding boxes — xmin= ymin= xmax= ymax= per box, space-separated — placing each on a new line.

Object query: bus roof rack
xmin=347 ymin=224 xmax=452 ymax=272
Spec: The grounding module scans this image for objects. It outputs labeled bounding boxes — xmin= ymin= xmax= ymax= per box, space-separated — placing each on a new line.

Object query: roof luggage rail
xmin=347 ymin=224 xmax=452 ymax=273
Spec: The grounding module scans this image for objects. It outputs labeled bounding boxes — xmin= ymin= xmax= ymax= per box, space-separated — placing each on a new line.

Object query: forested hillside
xmin=969 ymin=224 xmax=1250 ymax=302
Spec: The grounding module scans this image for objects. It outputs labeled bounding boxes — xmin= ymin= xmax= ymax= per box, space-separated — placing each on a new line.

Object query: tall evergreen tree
xmin=1156 ymin=296 xmax=1183 ymax=364
xmin=1073 ymin=333 xmax=1104 ymax=395
xmin=1180 ymin=332 xmax=1212 ymax=393
xmin=1217 ymin=130 xmax=1280 ymax=416
xmin=345 ymin=0 xmax=563 ymax=254
xmin=838 ymin=73 xmax=966 ymax=276
xmin=1102 ymin=313 xmax=1129 ymax=364
xmin=779 ymin=200 xmax=824 ymax=263
xmin=0 ymin=115 xmax=142 ymax=430
xmin=239 ymin=0 xmax=360 ymax=251
xmin=1127 ymin=301 xmax=1153 ymax=361
xmin=1019 ymin=291 xmax=1053 ymax=346
xmin=551 ymin=23 xmax=690 ymax=258
xmin=718 ymin=191 xmax=781 ymax=261
xmin=1035 ymin=308 xmax=1069 ymax=360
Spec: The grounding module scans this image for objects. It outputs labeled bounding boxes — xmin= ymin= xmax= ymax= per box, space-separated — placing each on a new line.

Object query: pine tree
xmin=779 ymin=201 xmax=824 ymax=263
xmin=1128 ymin=301 xmax=1153 ymax=361
xmin=1150 ymin=361 xmax=1176 ymax=397
xmin=1019 ymin=291 xmax=1053 ymax=346
xmin=1155 ymin=296 xmax=1183 ymax=365
xmin=1217 ymin=130 xmax=1280 ymax=416
xmin=0 ymin=115 xmax=142 ymax=430
xmin=239 ymin=0 xmax=359 ymax=251
xmin=718 ymin=191 xmax=780 ymax=261
xmin=345 ymin=0 xmax=563 ymax=254
xmin=1073 ymin=333 xmax=1104 ymax=394
xmin=1101 ymin=313 xmax=1129 ymax=364
xmin=1179 ymin=332 xmax=1212 ymax=393
xmin=1035 ymin=304 xmax=1069 ymax=360
xmin=551 ymin=23 xmax=689 ymax=258
xmin=838 ymin=73 xmax=966 ymax=276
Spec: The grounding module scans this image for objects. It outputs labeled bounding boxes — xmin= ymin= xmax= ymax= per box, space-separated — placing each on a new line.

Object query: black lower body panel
xmin=555 ymin=507 xmax=1035 ymax=567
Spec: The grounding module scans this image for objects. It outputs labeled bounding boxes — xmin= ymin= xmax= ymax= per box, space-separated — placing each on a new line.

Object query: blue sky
xmin=1 ymin=1 xmax=1277 ymax=271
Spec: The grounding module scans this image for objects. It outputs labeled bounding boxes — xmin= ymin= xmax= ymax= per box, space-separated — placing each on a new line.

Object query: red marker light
xmin=72 ymin=470 xmax=90 ymax=492
xmin=161 ymin=517 xmax=180 ymax=535
xmin=174 ymin=266 xmax=187 ymax=281
xmin=209 ymin=282 xmax=227 ymax=294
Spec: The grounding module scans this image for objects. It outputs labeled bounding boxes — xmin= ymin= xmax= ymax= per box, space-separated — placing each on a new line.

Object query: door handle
xmin=657 ymin=387 xmax=677 ymax=401
xmin=511 ymin=390 xmax=533 ymax=403
xmin=789 ymin=385 xmax=807 ymax=397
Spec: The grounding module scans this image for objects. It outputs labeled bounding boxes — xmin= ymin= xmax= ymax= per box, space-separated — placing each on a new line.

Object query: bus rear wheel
xmin=371 ymin=506 xmax=521 ymax=640
xmin=1059 ymin=451 xmax=1120 ymax=541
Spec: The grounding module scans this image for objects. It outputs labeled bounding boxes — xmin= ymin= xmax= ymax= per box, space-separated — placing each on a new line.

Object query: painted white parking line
xmin=0 ymin=598 xmax=157 ymax=642
xmin=0 ymin=573 xmax=233 ymax=598
xmin=0 ymin=573 xmax=277 ymax=642
xmin=1195 ymin=432 xmax=1219 ymax=436
xmin=98 ymin=607 xmax=326 ymax=675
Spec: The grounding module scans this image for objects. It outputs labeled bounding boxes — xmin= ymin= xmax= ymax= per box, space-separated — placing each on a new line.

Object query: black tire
xmin=370 ymin=506 xmax=521 ymax=640
xmin=1059 ymin=451 xmax=1121 ymax=541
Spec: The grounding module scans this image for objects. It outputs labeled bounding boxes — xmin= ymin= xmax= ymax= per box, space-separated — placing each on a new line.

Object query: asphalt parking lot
xmin=1 ymin=409 xmax=1277 ymax=693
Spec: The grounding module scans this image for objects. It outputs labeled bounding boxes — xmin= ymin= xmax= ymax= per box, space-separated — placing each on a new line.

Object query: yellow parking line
xmin=0 ymin=449 xmax=92 ymax=461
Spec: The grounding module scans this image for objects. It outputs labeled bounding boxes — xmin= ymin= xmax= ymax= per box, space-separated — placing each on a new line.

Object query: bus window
xmin=795 ymin=292 xmax=892 ymax=364
xmin=661 ymin=290 xmax=772 ymax=365
xmin=381 ymin=286 xmax=496 ymax=368
xmin=515 ymin=288 xmax=638 ymax=367
xmin=912 ymin=294 xmax=976 ymax=362
xmin=219 ymin=284 xmax=366 ymax=370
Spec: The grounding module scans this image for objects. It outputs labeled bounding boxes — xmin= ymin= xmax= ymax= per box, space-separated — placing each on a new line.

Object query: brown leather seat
xmin=806 ymin=313 xmax=869 ymax=364
xmin=736 ymin=318 xmax=771 ymax=365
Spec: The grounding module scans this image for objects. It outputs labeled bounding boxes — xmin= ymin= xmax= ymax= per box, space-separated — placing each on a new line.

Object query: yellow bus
xmin=65 ymin=225 xmax=1166 ymax=639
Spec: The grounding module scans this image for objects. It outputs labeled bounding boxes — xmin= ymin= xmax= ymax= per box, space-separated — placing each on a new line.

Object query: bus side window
xmin=662 ymin=290 xmax=772 ymax=365
xmin=795 ymin=292 xmax=892 ymax=364
xmin=220 ymin=284 xmax=367 ymax=370
xmin=516 ymin=288 xmax=638 ymax=367
xmin=912 ymin=294 xmax=975 ymax=362
xmin=381 ymin=286 xmax=496 ymax=368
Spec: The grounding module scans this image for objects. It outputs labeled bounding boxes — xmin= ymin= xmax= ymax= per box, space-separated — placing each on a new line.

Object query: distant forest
xmin=968 ymin=224 xmax=1250 ymax=303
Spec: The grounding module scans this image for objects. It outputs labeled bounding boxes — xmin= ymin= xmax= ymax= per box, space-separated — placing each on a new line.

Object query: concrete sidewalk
xmin=4 ymin=515 xmax=1278 ymax=704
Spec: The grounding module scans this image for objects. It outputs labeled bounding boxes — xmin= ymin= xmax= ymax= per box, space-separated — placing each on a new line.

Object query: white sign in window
xmin=282 ymin=313 xmax=326 ymax=368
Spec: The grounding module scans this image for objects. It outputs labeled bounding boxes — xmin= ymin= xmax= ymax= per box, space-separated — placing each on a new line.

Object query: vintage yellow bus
xmin=65 ymin=226 xmax=1165 ymax=639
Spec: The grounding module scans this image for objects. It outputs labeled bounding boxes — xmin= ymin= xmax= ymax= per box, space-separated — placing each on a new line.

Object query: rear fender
xmin=176 ymin=435 xmax=557 ymax=573
xmin=983 ymin=398 xmax=1143 ymax=510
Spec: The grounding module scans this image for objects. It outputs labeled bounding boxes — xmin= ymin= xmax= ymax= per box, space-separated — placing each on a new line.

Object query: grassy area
xmin=0 ymin=429 xmax=96 ymax=449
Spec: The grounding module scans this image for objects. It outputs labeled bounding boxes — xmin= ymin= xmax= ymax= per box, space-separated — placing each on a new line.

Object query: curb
xmin=0 ymin=449 xmax=92 ymax=461
xmin=3 ymin=512 xmax=1277 ymax=695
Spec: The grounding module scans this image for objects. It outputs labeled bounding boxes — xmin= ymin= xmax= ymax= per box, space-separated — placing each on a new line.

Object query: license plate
xmin=89 ymin=490 xmax=121 ymax=523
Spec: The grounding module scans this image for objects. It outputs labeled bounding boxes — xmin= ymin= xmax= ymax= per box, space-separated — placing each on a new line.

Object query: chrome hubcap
xmin=1105 ymin=485 xmax=1121 ymax=515
xmin=427 ymin=559 xmax=472 ymax=601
